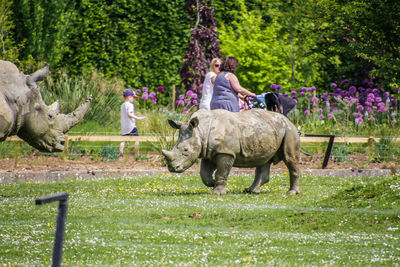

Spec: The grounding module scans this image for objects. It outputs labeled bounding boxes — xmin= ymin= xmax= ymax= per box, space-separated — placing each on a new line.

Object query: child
xmin=119 ymin=89 xmax=146 ymax=154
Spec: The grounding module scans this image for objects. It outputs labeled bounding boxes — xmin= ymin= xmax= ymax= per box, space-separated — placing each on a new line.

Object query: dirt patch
xmin=0 ymin=152 xmax=397 ymax=173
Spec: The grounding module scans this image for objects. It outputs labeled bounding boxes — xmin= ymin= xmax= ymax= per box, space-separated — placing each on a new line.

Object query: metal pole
xmin=304 ymin=134 xmax=335 ymax=169
xmin=36 ymin=192 xmax=69 ymax=267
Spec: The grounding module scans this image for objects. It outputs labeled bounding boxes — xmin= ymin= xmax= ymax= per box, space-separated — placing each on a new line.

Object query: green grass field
xmin=1 ymin=173 xmax=399 ymax=266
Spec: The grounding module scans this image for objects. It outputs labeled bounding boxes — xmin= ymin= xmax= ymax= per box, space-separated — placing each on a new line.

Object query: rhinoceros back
xmin=193 ymin=109 xmax=298 ymax=164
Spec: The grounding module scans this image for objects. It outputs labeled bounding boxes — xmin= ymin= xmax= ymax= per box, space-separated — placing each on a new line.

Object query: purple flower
xmin=270 ymin=84 xmax=277 ymax=90
xmin=284 ymin=93 xmax=289 ymax=97
xmin=349 ymin=86 xmax=356 ymax=95
xmin=186 ymin=90 xmax=194 ymax=97
xmin=392 ymin=120 xmax=397 ymax=124
xmin=317 ymin=108 xmax=323 ymax=113
xmin=151 ymin=100 xmax=157 ymax=104
xmin=176 ymin=100 xmax=184 ymax=106
xmin=395 ymin=88 xmax=399 ymax=93
xmin=183 ymin=109 xmax=189 ymax=114
xmin=184 ymin=98 xmax=191 ymax=104
xmin=192 ymin=99 xmax=198 ymax=105
xmin=318 ymin=114 xmax=325 ymax=119
xmin=312 ymin=104 xmax=318 ymax=108
xmin=276 ymin=85 xmax=282 ymax=90
xmin=191 ymin=93 xmax=198 ymax=99
xmin=142 ymin=87 xmax=149 ymax=92
xmin=157 ymin=86 xmax=164 ymax=93
xmin=353 ymin=113 xmax=362 ymax=119
xmin=357 ymin=105 xmax=364 ymax=111
xmin=178 ymin=94 xmax=184 ymax=100
xmin=343 ymin=79 xmax=349 ymax=83
xmin=330 ymin=83 xmax=337 ymax=88
xmin=355 ymin=117 xmax=363 ymax=125
xmin=327 ymin=113 xmax=333 ymax=119
xmin=291 ymin=90 xmax=297 ymax=95
xmin=304 ymin=109 xmax=310 ymax=115
xmin=368 ymin=116 xmax=375 ymax=121
xmin=300 ymin=87 xmax=307 ymax=92
xmin=299 ymin=92 xmax=305 ymax=96
xmin=365 ymin=101 xmax=372 ymax=106
xmin=136 ymin=89 xmax=141 ymax=94
xmin=141 ymin=92 xmax=149 ymax=100
xmin=311 ymin=97 xmax=319 ymax=103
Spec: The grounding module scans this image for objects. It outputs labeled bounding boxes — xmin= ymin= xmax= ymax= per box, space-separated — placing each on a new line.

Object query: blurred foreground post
xmin=36 ymin=192 xmax=69 ymax=267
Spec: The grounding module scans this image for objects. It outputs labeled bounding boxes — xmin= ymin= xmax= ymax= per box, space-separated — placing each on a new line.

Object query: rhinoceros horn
xmin=30 ymin=65 xmax=49 ymax=82
xmin=162 ymin=149 xmax=174 ymax=161
xmin=57 ymin=95 xmax=93 ymax=133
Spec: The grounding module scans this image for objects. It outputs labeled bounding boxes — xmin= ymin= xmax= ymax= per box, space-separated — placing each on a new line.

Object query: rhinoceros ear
xmin=168 ymin=119 xmax=183 ymax=129
xmin=188 ymin=117 xmax=199 ymax=129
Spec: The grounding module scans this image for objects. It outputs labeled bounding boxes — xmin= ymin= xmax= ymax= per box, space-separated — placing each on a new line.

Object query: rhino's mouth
xmin=167 ymin=164 xmax=185 ymax=173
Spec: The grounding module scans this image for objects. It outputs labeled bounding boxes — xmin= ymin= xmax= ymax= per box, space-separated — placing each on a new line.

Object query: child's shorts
xmin=123 ymin=127 xmax=139 ymax=136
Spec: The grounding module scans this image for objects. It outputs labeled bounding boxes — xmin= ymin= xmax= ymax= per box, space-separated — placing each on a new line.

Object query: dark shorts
xmin=123 ymin=127 xmax=139 ymax=136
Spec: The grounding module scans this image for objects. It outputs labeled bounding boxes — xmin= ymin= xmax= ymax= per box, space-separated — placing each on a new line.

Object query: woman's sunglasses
xmin=215 ymin=64 xmax=221 ymax=67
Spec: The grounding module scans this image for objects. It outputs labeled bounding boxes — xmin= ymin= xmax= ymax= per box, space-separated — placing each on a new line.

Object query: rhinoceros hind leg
xmin=200 ymin=159 xmax=216 ymax=187
xmin=282 ymin=142 xmax=301 ymax=195
xmin=244 ymin=161 xmax=271 ymax=194
xmin=211 ymin=154 xmax=234 ymax=195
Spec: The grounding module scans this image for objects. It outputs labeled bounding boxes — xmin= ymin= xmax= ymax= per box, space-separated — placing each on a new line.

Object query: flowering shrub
xmin=269 ymin=80 xmax=399 ymax=128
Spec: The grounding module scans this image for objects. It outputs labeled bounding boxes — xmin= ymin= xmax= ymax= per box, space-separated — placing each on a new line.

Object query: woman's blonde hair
xmin=209 ymin=58 xmax=221 ymax=73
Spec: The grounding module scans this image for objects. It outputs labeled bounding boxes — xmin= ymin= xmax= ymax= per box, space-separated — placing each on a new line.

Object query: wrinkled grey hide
xmin=0 ymin=60 xmax=92 ymax=152
xmin=162 ymin=109 xmax=301 ymax=195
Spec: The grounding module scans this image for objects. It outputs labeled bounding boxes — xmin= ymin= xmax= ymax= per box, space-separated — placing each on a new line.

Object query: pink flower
xmin=317 ymin=108 xmax=323 ymax=113
xmin=312 ymin=104 xmax=318 ymax=108
xmin=157 ymin=86 xmax=165 ymax=93
xmin=192 ymin=99 xmax=198 ymax=105
xmin=184 ymin=98 xmax=191 ymax=104
xmin=191 ymin=93 xmax=198 ymax=99
xmin=186 ymin=90 xmax=194 ymax=97
xmin=183 ymin=109 xmax=189 ymax=114
xmin=136 ymin=89 xmax=141 ymax=94
xmin=304 ymin=109 xmax=310 ymax=115
xmin=392 ymin=120 xmax=397 ymax=124
xmin=327 ymin=113 xmax=333 ymax=119
xmin=178 ymin=94 xmax=184 ymax=100
xmin=142 ymin=87 xmax=149 ymax=92
xmin=318 ymin=114 xmax=325 ymax=119
xmin=311 ymin=97 xmax=319 ymax=103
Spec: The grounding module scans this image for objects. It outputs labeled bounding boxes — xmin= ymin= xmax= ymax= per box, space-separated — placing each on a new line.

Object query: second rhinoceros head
xmin=162 ymin=116 xmax=202 ymax=173
xmin=0 ymin=60 xmax=92 ymax=152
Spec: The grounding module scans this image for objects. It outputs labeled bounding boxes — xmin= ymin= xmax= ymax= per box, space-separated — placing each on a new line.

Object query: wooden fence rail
xmin=6 ymin=135 xmax=400 ymax=147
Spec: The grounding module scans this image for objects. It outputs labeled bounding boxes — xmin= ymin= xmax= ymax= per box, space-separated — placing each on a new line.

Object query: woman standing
xmin=199 ymin=58 xmax=222 ymax=110
xmin=210 ymin=56 xmax=256 ymax=112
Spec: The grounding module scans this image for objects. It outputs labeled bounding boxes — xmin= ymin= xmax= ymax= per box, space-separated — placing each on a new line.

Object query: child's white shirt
xmin=121 ymin=101 xmax=136 ymax=135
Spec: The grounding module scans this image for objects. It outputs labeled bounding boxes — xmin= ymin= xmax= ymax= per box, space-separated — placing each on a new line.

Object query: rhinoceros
xmin=0 ymin=60 xmax=91 ymax=152
xmin=162 ymin=109 xmax=301 ymax=195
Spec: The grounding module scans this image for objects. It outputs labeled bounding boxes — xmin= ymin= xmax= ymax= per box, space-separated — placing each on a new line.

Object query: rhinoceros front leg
xmin=200 ymin=159 xmax=216 ymax=187
xmin=244 ymin=161 xmax=271 ymax=194
xmin=212 ymin=154 xmax=234 ymax=195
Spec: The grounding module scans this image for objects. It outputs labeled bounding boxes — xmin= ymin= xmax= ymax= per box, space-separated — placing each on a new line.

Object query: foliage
xmin=99 ymin=147 xmax=121 ymax=162
xmin=180 ymin=0 xmax=222 ymax=94
xmin=0 ymin=174 xmax=399 ymax=265
xmin=41 ymin=69 xmax=123 ymax=125
xmin=10 ymin=0 xmax=76 ymax=72
xmin=0 ymin=0 xmax=19 ymax=62
xmin=60 ymin=0 xmax=190 ymax=91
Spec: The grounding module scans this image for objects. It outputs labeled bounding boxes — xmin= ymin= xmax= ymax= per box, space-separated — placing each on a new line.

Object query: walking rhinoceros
xmin=162 ymin=109 xmax=301 ymax=195
xmin=0 ymin=60 xmax=91 ymax=152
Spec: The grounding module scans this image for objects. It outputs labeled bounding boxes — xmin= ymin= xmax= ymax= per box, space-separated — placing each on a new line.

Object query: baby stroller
xmin=245 ymin=92 xmax=297 ymax=117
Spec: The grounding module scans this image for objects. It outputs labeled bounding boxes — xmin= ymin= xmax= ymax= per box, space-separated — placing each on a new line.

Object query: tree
xmin=180 ymin=0 xmax=222 ymax=94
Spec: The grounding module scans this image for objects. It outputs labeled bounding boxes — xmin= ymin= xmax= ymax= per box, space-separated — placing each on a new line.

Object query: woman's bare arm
xmin=228 ymin=73 xmax=256 ymax=97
